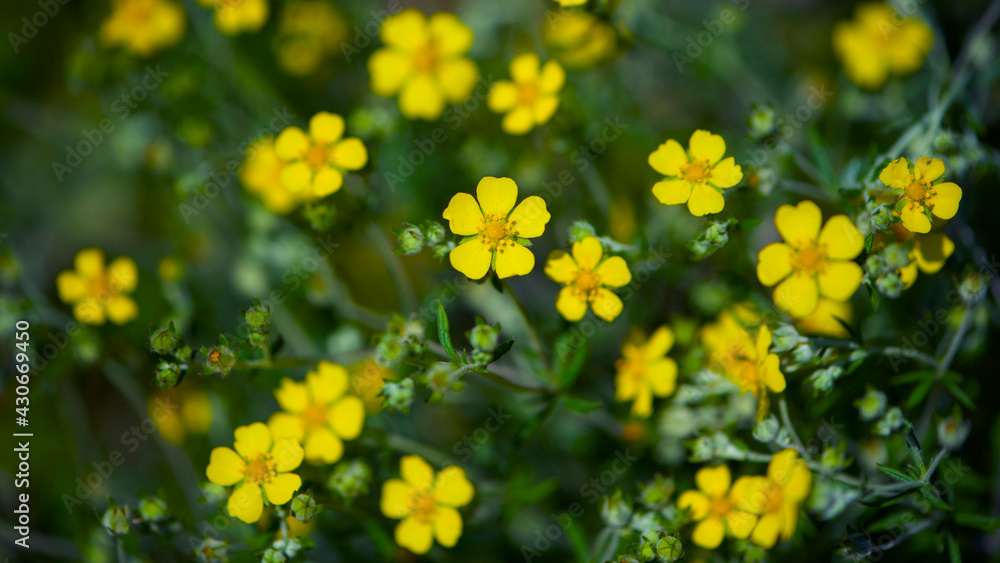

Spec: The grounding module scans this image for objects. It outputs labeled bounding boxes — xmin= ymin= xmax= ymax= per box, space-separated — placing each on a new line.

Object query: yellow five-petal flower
xmin=100 ymin=0 xmax=186 ymax=57
xmin=743 ymin=448 xmax=812 ymax=549
xmin=545 ymin=237 xmax=631 ymax=322
xmin=488 ymin=53 xmax=565 ymax=135
xmin=649 ymin=130 xmax=743 ymax=217
xmin=614 ymin=326 xmax=678 ymax=418
xmin=678 ymin=465 xmax=758 ymax=549
xmin=57 ymin=248 xmax=139 ymax=325
xmin=198 ymin=0 xmax=269 ymax=35
xmin=833 ymin=2 xmax=933 ymax=90
xmin=878 ymin=156 xmax=962 ymax=234
xmin=275 ymin=111 xmax=368 ymax=198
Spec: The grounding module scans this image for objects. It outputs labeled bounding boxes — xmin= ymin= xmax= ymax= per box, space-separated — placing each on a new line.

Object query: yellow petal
xmin=757 ymin=243 xmax=794 ymax=287
xmin=488 ymin=81 xmax=519 ymax=112
xmin=449 ymin=239 xmax=492 ymax=280
xmin=476 ymin=176 xmax=518 ymax=217
xmin=556 ymin=287 xmax=588 ymax=321
xmin=696 ymin=465 xmax=732 ymax=498
xmin=428 ymin=12 xmax=473 ymax=55
xmin=309 ymin=112 xmax=344 ymax=143
xmin=275 ymin=127 xmax=309 ymax=161
xmin=726 ymin=510 xmax=757 ymax=539
xmin=595 ymin=256 xmax=631 ymax=288
xmin=709 ymin=157 xmax=742 ymax=189
xmin=106 ymin=295 xmax=138 ymax=324
xmin=368 ymin=49 xmax=413 ymax=96
xmin=688 ymin=130 xmax=726 ymax=164
xmin=648 ymin=140 xmax=688 ymax=177
xmin=501 ymin=106 xmax=534 ymax=135
xmin=433 ymin=506 xmax=463 ymax=547
xmin=272 ymin=437 xmax=304 ymax=472
xmin=762 ymin=354 xmax=785 ymax=393
xmin=508 ymin=196 xmax=550 ymax=238
xmin=229 ymin=483 xmax=264 ymax=524
xmin=687 ymin=183 xmax=725 ymax=216
xmin=591 ymin=289 xmax=623 ymax=322
xmin=571 ymin=237 xmax=604 ymax=270
xmin=312 ymin=167 xmax=344 ymax=197
xmin=538 ymin=60 xmax=565 ymax=93
xmin=780 ymin=503 xmax=799 ymax=541
xmin=275 ymin=378 xmax=309 ymax=413
xmin=311 ymin=361 xmax=350 ymax=404
xmin=928 ymin=182 xmax=961 ymax=219
xmin=264 ymin=473 xmax=301 ymax=505
xmin=818 ymin=215 xmax=864 ymax=259
xmin=380 ymin=9 xmax=428 ymax=51
xmin=631 ymin=385 xmax=653 ymax=418
xmin=396 ymin=515 xmax=434 ymax=554
xmin=437 ymin=58 xmax=478 ymax=102
xmin=644 ymin=326 xmax=674 ymax=359
xmin=494 ymin=242 xmax=535 ymax=279
xmin=332 ymin=138 xmax=368 ymax=170
xmin=796 ymin=298 xmax=852 ymax=338
xmin=652 ymin=179 xmax=692 ymax=205
xmin=75 ymin=248 xmax=105 ymax=279
xmin=773 ymin=272 xmax=819 ymax=319
xmin=234 ymin=422 xmax=272 ymax=459
xmin=304 ymin=427 xmax=343 ymax=464
xmin=268 ymin=412 xmax=305 ymax=441
xmin=646 ymin=358 xmax=677 ymax=397
xmin=74 ymin=298 xmax=105 ymax=325
xmin=775 ymin=200 xmax=822 ymax=248
xmin=206 ymin=447 xmax=245 ymax=486
xmin=531 ymin=95 xmax=560 ymax=125
xmin=56 ymin=271 xmax=87 ymax=303
xmin=509 ymin=52 xmax=540 ymax=83
xmin=818 ymin=261 xmax=862 ymax=300
xmin=751 ymin=512 xmax=781 ymax=548
xmin=401 ymin=455 xmax=435 ymax=490
xmin=107 ymin=256 xmax=138 ymax=293
xmin=692 ymin=517 xmax=726 ymax=549
xmin=615 ymin=368 xmax=638 ymax=401
xmin=434 ymin=465 xmax=474 ymax=507
xmin=913 ymin=156 xmax=944 ymax=183
xmin=767 ymin=448 xmax=801 ymax=483
xmin=328 ymin=396 xmax=365 ymax=439
xmin=545 ymin=250 xmax=578 ymax=284
xmin=900 ymin=203 xmax=931 ymax=233
xmin=914 ymin=233 xmax=954 ymax=273
xmin=878 ymin=157 xmax=912 ymax=189
xmin=399 ymin=74 xmax=445 ymax=119
xmin=442 ymin=192 xmax=484 ymax=236
xmin=784 ymin=463 xmax=813 ymax=503
xmin=381 ymin=479 xmax=414 ymax=519
xmin=678 ymin=490 xmax=710 ymax=519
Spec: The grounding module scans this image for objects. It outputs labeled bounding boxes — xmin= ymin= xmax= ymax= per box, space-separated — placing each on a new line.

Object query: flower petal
xmin=312 ymin=167 xmax=344 ymax=197
xmin=696 ymin=465 xmax=732 ymax=498
xmin=75 ymin=248 xmax=105 ymax=279
xmin=275 ymin=378 xmax=309 ymax=413
xmin=437 ymin=58 xmax=478 ymax=102
xmin=538 ymin=60 xmax=565 ymax=93
xmin=280 ymin=162 xmax=312 ymax=193
xmin=303 ymin=427 xmax=344 ymax=463
xmin=435 ymin=465 xmax=474 ymax=507
xmin=272 ymin=437 xmax=305 ymax=472
xmin=644 ymin=326 xmax=675 ymax=359
xmin=267 ymin=412 xmax=305 ymax=441
xmin=74 ymin=298 xmax=105 ymax=325
xmin=57 ymin=271 xmax=87 ymax=302
xmin=429 ymin=12 xmax=473 ymax=55
xmin=928 ymin=182 xmax=961 ymax=219
xmin=648 ymin=140 xmax=687 ymax=177
xmin=328 ymin=396 xmax=365 ymax=440
xmin=571 ymin=237 xmax=604 ymax=270
xmin=818 ymin=261 xmax=862 ymax=301
xmin=476 ymin=176 xmax=518 ymax=217
xmin=762 ymin=354 xmax=785 ymax=393
xmin=501 ymin=106 xmax=535 ymax=135
xmin=509 ymin=52 xmax=540 ymax=83
xmin=264 ymin=473 xmax=301 ymax=505
xmin=900 ymin=203 xmax=931 ymax=233
xmin=399 ymin=74 xmax=445 ymax=119
xmin=914 ymin=233 xmax=954 ymax=273
xmin=332 ymin=138 xmax=368 ymax=170
xmin=396 ymin=515 xmax=434 ymax=554
xmin=592 ymin=289 xmax=623 ymax=322
xmin=687 ymin=183 xmax=725 ymax=216
xmin=692 ymin=517 xmax=726 ymax=549
xmin=818 ymin=215 xmax=864 ymax=259
xmin=508 ymin=196 xmax=550 ymax=238
xmin=106 ymin=295 xmax=138 ymax=324
xmin=310 ymin=362 xmax=349 ymax=404
xmin=726 ymin=510 xmax=757 ymax=539
xmin=913 ymin=156 xmax=944 ymax=183
xmin=401 ymin=455 xmax=435 ymax=490
xmin=488 ymin=81 xmax=519 ymax=112
xmin=309 ymin=112 xmax=344 ymax=143
xmin=449 ymin=239 xmax=492 ymax=280
xmin=206 ymin=447 xmax=245 ymax=486
xmin=433 ymin=506 xmax=463 ymax=547
xmin=652 ymin=179 xmax=692 ymax=205
xmin=773 ymin=272 xmax=819 ymax=318
xmin=381 ymin=478 xmax=414 ymax=519
xmin=677 ymin=490 xmax=710 ymax=519
xmin=234 ymin=422 xmax=272 ymax=459
xmin=494 ymin=242 xmax=535 ymax=279
xmin=751 ymin=512 xmax=781 ymax=549
xmin=442 ymin=192 xmax=484 ymax=236
xmin=107 ymin=257 xmax=138 ymax=293
xmin=878 ymin=157 xmax=912 ymax=189
xmin=544 ymin=250 xmax=578 ymax=284
xmin=380 ymin=9 xmax=428 ymax=51
xmin=275 ymin=127 xmax=309 ymax=161
xmin=368 ymin=49 xmax=414 ymax=96
xmin=709 ymin=157 xmax=742 ymax=189
xmin=757 ymin=243 xmax=794 ymax=287
xmin=646 ymin=358 xmax=677 ymax=397
xmin=775 ymin=200 xmax=822 ymax=247
xmin=531 ymin=95 xmax=560 ymax=125
xmin=556 ymin=287 xmax=588 ymax=321
xmin=228 ymin=483 xmax=263 ymax=524
xmin=688 ymin=130 xmax=726 ymax=164
xmin=596 ymin=256 xmax=631 ymax=288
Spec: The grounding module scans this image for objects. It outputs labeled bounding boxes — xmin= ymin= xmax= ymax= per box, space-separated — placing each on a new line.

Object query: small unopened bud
xmin=937 ymin=415 xmax=971 ymax=451
xmin=150 ymin=324 xmax=178 ymax=353
xmin=291 ymin=491 xmax=322 ymax=523
xmin=855 ymin=386 xmax=887 ymax=421
xmin=381 ymin=378 xmax=414 ymax=414
xmin=871 ymin=204 xmax=894 ymax=232
xmin=747 ymin=103 xmax=776 ymax=140
xmin=600 ymin=488 xmax=633 ymax=527
xmin=637 ymin=475 xmax=674 ymax=509
xmin=423 ymin=221 xmax=445 ymax=244
xmin=958 ymin=270 xmax=989 ymax=305
xmin=876 ymin=273 xmax=903 ymax=299
xmin=569 ymin=220 xmax=596 ymax=243
xmin=874 ymin=406 xmax=904 ymax=436
xmin=753 ymin=414 xmax=780 ymax=443
xmin=155 ymin=361 xmax=181 ymax=388
xmin=244 ymin=299 xmax=271 ymax=330
xmin=327 ymin=459 xmax=372 ymax=502
xmin=882 ymin=244 xmax=909 ymax=271
xmin=138 ymin=494 xmax=168 ymax=522
xmin=654 ymin=533 xmax=684 ymax=562
xmin=866 ymin=253 xmax=887 ymax=277
xmin=101 ymin=501 xmax=130 ymax=535
xmin=396 ymin=225 xmax=424 ymax=256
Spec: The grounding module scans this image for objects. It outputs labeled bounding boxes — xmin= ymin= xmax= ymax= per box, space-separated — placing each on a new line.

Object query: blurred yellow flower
xmin=240 ymin=135 xmax=310 ymax=213
xmin=205 ymin=422 xmax=303 ymax=524
xmin=275 ymin=112 xmax=368 ymax=199
xmin=898 ymin=231 xmax=955 ymax=288
xmin=57 ymin=248 xmax=138 ymax=325
xmin=703 ymin=315 xmax=785 ymax=421
xmin=267 ymin=361 xmax=365 ymax=464
xmin=796 ymin=298 xmax=852 ymax=339
xmin=542 ymin=9 xmax=618 ymax=70
xmin=554 ymin=0 xmax=587 ymax=6
xmin=274 ymin=1 xmax=347 ymax=76
xmin=678 ymin=465 xmax=757 ymax=549
xmin=150 ymin=390 xmax=213 ymax=445
xmin=380 ymin=455 xmax=474 ymax=554
xmin=350 ymin=358 xmax=395 ymax=414
xmin=756 ymin=200 xmax=864 ymax=318
xmin=198 ymin=0 xmax=268 ymax=36
xmin=368 ymin=9 xmax=479 ymax=120
xmin=833 ymin=2 xmax=932 ymax=89
xmin=442 ymin=177 xmax=550 ymax=280
xmin=744 ymin=448 xmax=812 ymax=549
xmin=878 ymin=157 xmax=962 ymax=234
xmin=488 ymin=53 xmax=565 ymax=135
xmin=100 ymin=0 xmax=185 ymax=57
xmin=614 ymin=326 xmax=677 ymax=418
xmin=649 ymin=130 xmax=743 ymax=217
xmin=545 ymin=237 xmax=631 ymax=322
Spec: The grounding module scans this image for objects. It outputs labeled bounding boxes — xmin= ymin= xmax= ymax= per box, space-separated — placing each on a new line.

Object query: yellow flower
xmin=756 ymin=200 xmax=864 ymax=318
xmin=554 ymin=0 xmax=587 ymax=6
xmin=205 ymin=422 xmax=304 ymax=524
xmin=267 ymin=361 xmax=365 ymax=464
xmin=488 ymin=53 xmax=565 ymax=135
xmin=442 ymin=177 xmax=550 ymax=280
xmin=678 ymin=465 xmax=758 ymax=549
xmin=150 ymin=390 xmax=213 ymax=445
xmin=100 ymin=0 xmax=185 ymax=57
xmin=545 ymin=237 xmax=631 ymax=322
xmin=198 ymin=0 xmax=268 ymax=35
xmin=649 ymin=130 xmax=743 ymax=217
xmin=350 ymin=358 xmax=395 ymax=415
xmin=273 ymin=1 xmax=347 ymax=76
xmin=833 ymin=2 xmax=933 ymax=89
xmin=796 ymin=298 xmax=853 ymax=339
xmin=240 ymin=136 xmax=305 ymax=214
xmin=275 ymin=112 xmax=368 ymax=198
xmin=380 ymin=455 xmax=474 ymax=554
xmin=898 ymin=231 xmax=955 ymax=289
xmin=57 ymin=248 xmax=139 ymax=325
xmin=368 ymin=9 xmax=479 ymax=120
xmin=743 ymin=449 xmax=812 ymax=549
xmin=614 ymin=326 xmax=678 ymax=418
xmin=878 ymin=156 xmax=962 ymax=234
xmin=703 ymin=316 xmax=785 ymax=421
xmin=542 ymin=9 xmax=618 ymax=70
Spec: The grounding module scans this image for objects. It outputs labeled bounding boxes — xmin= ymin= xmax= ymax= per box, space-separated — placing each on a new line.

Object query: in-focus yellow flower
xmin=756 ymin=200 xmax=864 ymax=318
xmin=542 ymin=9 xmax=618 ymax=70
xmin=380 ymin=455 xmax=474 ymax=554
xmin=273 ymin=1 xmax=347 ymax=76
xmin=614 ymin=326 xmax=678 ymax=418
xmin=898 ymin=231 xmax=955 ymax=289
xmin=57 ymin=248 xmax=138 ymax=325
xmin=350 ymin=358 xmax=395 ymax=415
xmin=368 ymin=9 xmax=479 ymax=120
xmin=267 ymin=361 xmax=365 ymax=464
xmin=833 ymin=2 xmax=933 ymax=89
xmin=678 ymin=465 xmax=758 ymax=549
xmin=744 ymin=448 xmax=812 ymax=549
xmin=206 ymin=422 xmax=303 ymax=524
xmin=100 ymin=0 xmax=186 ymax=57
xmin=545 ymin=237 xmax=631 ymax=322
xmin=703 ymin=315 xmax=785 ymax=421
xmin=796 ymin=298 xmax=852 ymax=339
xmin=150 ymin=390 xmax=213 ymax=445
xmin=240 ymin=136 xmax=306 ymax=214
xmin=649 ymin=130 xmax=743 ymax=217
xmin=488 ymin=53 xmax=565 ymax=135
xmin=442 ymin=177 xmax=550 ymax=280
xmin=878 ymin=156 xmax=962 ymax=234
xmin=275 ymin=112 xmax=368 ymax=199
xmin=198 ymin=0 xmax=268 ymax=35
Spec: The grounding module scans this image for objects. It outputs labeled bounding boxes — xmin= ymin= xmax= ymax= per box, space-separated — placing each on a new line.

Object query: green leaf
xmin=864 ymin=232 xmax=875 ymax=254
xmin=435 ymin=301 xmax=460 ymax=362
xmin=891 ymin=369 xmax=935 ymax=386
xmin=563 ymin=396 xmax=602 ymax=413
xmin=739 ymin=217 xmax=763 ymax=231
xmin=876 ymin=464 xmax=917 ymax=483
xmin=490 ymin=339 xmax=515 ymax=364
xmin=943 ymin=373 xmax=975 ymax=410
xmin=905 ymin=378 xmax=934 ymax=410
xmin=919 ymin=485 xmax=953 ymax=511
xmin=955 ymin=513 xmax=1000 ymax=531
xmin=949 ymin=533 xmax=961 ymax=563
xmin=903 ymin=421 xmax=925 ymax=474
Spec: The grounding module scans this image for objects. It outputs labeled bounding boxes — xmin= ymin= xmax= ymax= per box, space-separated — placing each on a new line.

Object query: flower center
xmin=413 ymin=43 xmax=439 ymax=73
xmin=477 ymin=213 xmax=518 ymax=252
xmin=574 ymin=270 xmax=601 ymax=296
xmin=89 ymin=275 xmax=112 ymax=300
xmin=409 ymin=492 xmax=437 ymax=523
xmin=124 ymin=0 xmax=153 ymax=23
xmin=305 ymin=144 xmax=330 ymax=170
xmin=761 ymin=482 xmax=784 ymax=513
xmin=518 ymin=82 xmax=540 ymax=105
xmin=795 ymin=246 xmax=825 ymax=274
xmin=243 ymin=454 xmax=276 ymax=484
xmin=905 ymin=182 xmax=927 ymax=202
xmin=710 ymin=497 xmax=732 ymax=517
xmin=683 ymin=160 xmax=710 ymax=183
xmin=302 ymin=403 xmax=327 ymax=429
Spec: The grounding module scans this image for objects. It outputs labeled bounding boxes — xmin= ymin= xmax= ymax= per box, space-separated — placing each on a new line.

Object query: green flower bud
xmin=150 ymin=323 xmax=178 ymax=353
xmin=191 ymin=537 xmax=228 ymax=562
xmin=426 ymin=362 xmax=461 ymax=393
xmin=638 ymin=539 xmax=656 ymax=562
xmin=244 ymin=299 xmax=271 ymax=330
xmin=865 ymin=254 xmax=887 ymax=277
xmin=854 ymin=386 xmax=887 ymax=421
xmin=600 ymin=488 xmax=633 ymax=527
xmin=882 ymin=243 xmax=909 ymax=271
xmin=754 ymin=166 xmax=778 ymax=196
xmin=291 ymin=491 xmax=322 ymax=523
xmin=261 ymin=548 xmax=287 ymax=563
xmin=172 ymin=344 xmax=192 ymax=362
xmin=871 ymin=204 xmax=894 ymax=232
xmin=138 ymin=494 xmax=168 ymax=522
xmin=381 ymin=378 xmax=414 ymax=414
xmin=423 ymin=221 xmax=445 ymax=244
xmin=199 ymin=344 xmax=237 ymax=377
xmin=876 ymin=273 xmax=903 ymax=299
xmin=937 ymin=415 xmax=971 ymax=451
xmin=302 ymin=202 xmax=336 ymax=231
xmin=874 ymin=406 xmax=904 ymax=437
xmin=753 ymin=414 xmax=780 ymax=443
xmin=958 ymin=270 xmax=989 ymax=305
xmin=200 ymin=482 xmax=228 ymax=504
xmin=770 ymin=323 xmax=804 ymax=353
xmin=375 ymin=334 xmax=405 ymax=367
xmin=933 ymin=130 xmax=955 ymax=153
xmin=101 ymin=501 xmax=130 ymax=535
xmin=637 ymin=475 xmax=675 ymax=509
xmin=654 ymin=533 xmax=684 ymax=562
xmin=327 ymin=459 xmax=373 ymax=502
xmin=809 ymin=365 xmax=844 ymax=393
xmin=569 ymin=220 xmax=596 ymax=243
xmin=155 ymin=361 xmax=182 ymax=388
xmin=820 ymin=442 xmax=849 ymax=472
xmin=248 ymin=331 xmax=269 ymax=351
xmin=396 ymin=225 xmax=424 ymax=256
xmin=747 ymin=103 xmax=776 ymax=140
xmin=433 ymin=241 xmax=455 ymax=262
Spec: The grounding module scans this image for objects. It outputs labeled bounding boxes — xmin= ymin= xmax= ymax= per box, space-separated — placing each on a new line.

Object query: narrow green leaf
xmin=919 ymin=486 xmax=953 ymax=511
xmin=943 ymin=374 xmax=975 ymax=410
xmin=905 ymin=378 xmax=935 ymax=410
xmin=435 ymin=301 xmax=459 ymax=361
xmin=903 ymin=421 xmax=925 ymax=474
xmin=876 ymin=464 xmax=917 ymax=483
xmin=949 ymin=533 xmax=961 ymax=563
xmin=553 ymin=333 xmax=588 ymax=389
xmin=563 ymin=396 xmax=602 ymax=414
xmin=490 ymin=339 xmax=515 ymax=364
xmin=864 ymin=232 xmax=875 ymax=253
xmin=955 ymin=513 xmax=1000 ymax=531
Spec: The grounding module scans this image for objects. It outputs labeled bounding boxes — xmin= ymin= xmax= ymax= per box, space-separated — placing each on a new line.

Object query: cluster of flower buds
xmin=394 ymin=221 xmax=448 ymax=259
xmin=374 ymin=315 xmax=426 ymax=368
xmin=327 ymin=459 xmax=373 ymax=503
xmin=148 ymin=321 xmax=192 ymax=388
xmin=199 ymin=335 xmax=239 ymax=378
xmin=866 ymin=243 xmax=909 ymax=299
xmin=242 ymin=297 xmax=272 ymax=351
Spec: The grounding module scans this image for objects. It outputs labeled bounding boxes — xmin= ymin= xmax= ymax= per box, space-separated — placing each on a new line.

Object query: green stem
xmin=778 ymin=397 xmax=810 ymax=461
xmin=916 ymin=306 xmax=972 ymax=436
xmin=500 ymin=279 xmax=549 ymax=368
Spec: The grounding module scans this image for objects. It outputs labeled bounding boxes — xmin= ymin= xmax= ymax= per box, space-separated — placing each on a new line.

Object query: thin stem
xmin=778 ymin=397 xmax=810 ymax=460
xmin=917 ymin=306 xmax=972 ymax=436
xmin=501 ymin=279 xmax=549 ymax=368
xmin=366 ymin=223 xmax=418 ymax=313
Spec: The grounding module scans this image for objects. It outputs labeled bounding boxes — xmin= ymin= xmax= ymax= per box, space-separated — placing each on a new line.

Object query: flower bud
xmin=262 ymin=549 xmax=287 ymax=563
xmin=854 ymin=386 xmax=887 ymax=421
xmin=770 ymin=324 xmax=804 ymax=353
xmin=433 ymin=241 xmax=455 ymax=261
xmin=291 ymin=491 xmax=322 ymax=523
xmin=958 ymin=270 xmax=989 ymax=305
xmin=200 ymin=344 xmax=237 ymax=377
xmin=654 ymin=534 xmax=684 ymax=562
xmin=871 ymin=204 xmax=894 ymax=232
xmin=248 ymin=331 xmax=269 ymax=350
xmin=244 ymin=299 xmax=271 ymax=330
xmin=396 ymin=225 xmax=424 ymax=256
xmin=150 ymin=324 xmax=178 ymax=353
xmin=747 ymin=103 xmax=776 ymax=140
xmin=101 ymin=501 xmax=130 ymax=535
xmin=874 ymin=406 xmax=904 ymax=437
xmin=876 ymin=273 xmax=903 ymax=299
xmin=327 ymin=459 xmax=373 ymax=502
xmin=375 ymin=334 xmax=405 ymax=367
xmin=637 ymin=475 xmax=674 ymax=509
xmin=753 ymin=414 xmax=780 ymax=443
xmin=423 ymin=221 xmax=445 ymax=244
xmin=155 ymin=361 xmax=181 ymax=388
xmin=381 ymin=378 xmax=414 ymax=414
xmin=426 ymin=362 xmax=461 ymax=393
xmin=138 ymin=494 xmax=167 ymax=522
xmin=865 ymin=254 xmax=887 ymax=276
xmin=600 ymin=488 xmax=633 ymax=527
xmin=882 ymin=243 xmax=909 ymax=271
xmin=937 ymin=415 xmax=971 ymax=451
xmin=809 ymin=365 xmax=844 ymax=393
xmin=569 ymin=220 xmax=596 ymax=243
